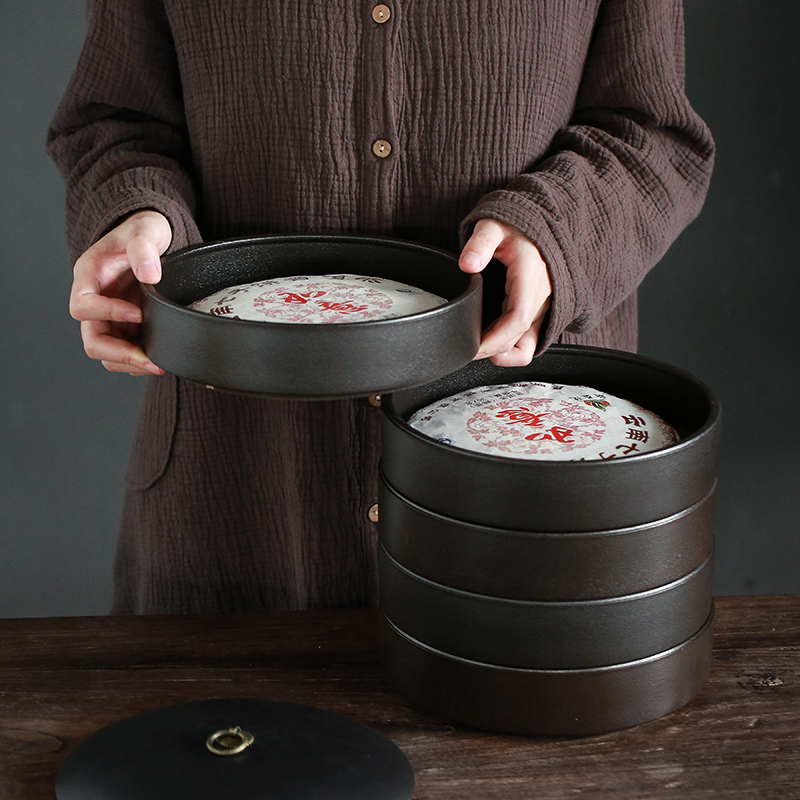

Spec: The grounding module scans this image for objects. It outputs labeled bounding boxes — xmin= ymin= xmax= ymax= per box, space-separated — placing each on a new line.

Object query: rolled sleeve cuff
xmin=72 ymin=168 xmax=202 ymax=262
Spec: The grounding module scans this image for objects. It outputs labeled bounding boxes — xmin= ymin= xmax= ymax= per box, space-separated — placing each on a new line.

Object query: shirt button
xmin=372 ymin=139 xmax=392 ymax=158
xmin=368 ymin=394 xmax=382 ymax=407
xmin=368 ymin=503 xmax=380 ymax=523
xmin=372 ymin=4 xmax=391 ymax=23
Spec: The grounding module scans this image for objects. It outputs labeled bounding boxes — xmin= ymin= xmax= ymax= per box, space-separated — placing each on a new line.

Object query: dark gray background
xmin=1 ymin=1 xmax=798 ymax=617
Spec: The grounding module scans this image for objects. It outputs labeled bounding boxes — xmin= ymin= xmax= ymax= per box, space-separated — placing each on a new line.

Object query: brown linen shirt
xmin=48 ymin=0 xmax=714 ymax=613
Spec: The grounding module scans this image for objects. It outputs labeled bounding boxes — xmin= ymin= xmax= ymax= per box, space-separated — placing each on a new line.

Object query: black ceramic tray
xmin=381 ymin=605 xmax=714 ymax=737
xmin=381 ymin=345 xmax=721 ymax=531
xmin=378 ymin=472 xmax=716 ymax=600
xmin=56 ymin=698 xmax=414 ymax=800
xmin=141 ymin=235 xmax=482 ymax=398
xmin=379 ymin=546 xmax=713 ymax=669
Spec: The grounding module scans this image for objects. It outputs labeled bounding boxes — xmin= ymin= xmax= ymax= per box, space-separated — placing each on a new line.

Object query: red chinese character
xmin=495 ymin=408 xmax=546 ymax=427
xmin=622 ymin=415 xmax=646 ymax=427
xmin=626 ymin=428 xmax=649 ymax=443
xmin=316 ymin=301 xmax=368 ymax=313
xmin=615 ymin=442 xmax=640 ymax=456
xmin=279 ymin=290 xmax=326 ymax=304
xmin=525 ymin=426 xmax=574 ymax=443
xmin=210 ymin=306 xmax=234 ymax=316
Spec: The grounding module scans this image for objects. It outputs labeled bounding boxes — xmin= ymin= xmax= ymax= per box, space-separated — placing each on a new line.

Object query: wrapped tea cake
xmin=190 ymin=274 xmax=446 ymax=323
xmin=408 ymin=382 xmax=678 ymax=461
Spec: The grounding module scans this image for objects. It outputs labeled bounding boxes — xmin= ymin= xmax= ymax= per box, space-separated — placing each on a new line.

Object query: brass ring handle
xmin=206 ymin=726 xmax=255 ymax=756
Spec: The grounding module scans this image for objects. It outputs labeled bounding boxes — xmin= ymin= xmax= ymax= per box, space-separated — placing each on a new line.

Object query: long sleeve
xmin=46 ymin=0 xmax=201 ymax=262
xmin=460 ymin=0 xmax=714 ymax=350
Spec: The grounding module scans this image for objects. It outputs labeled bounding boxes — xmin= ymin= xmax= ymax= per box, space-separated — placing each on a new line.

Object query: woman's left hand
xmin=459 ymin=218 xmax=553 ymax=366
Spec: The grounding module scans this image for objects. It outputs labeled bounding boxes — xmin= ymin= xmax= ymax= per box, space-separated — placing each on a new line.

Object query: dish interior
xmin=154 ymin=236 xmax=473 ymax=312
xmin=389 ymin=347 xmax=716 ymax=444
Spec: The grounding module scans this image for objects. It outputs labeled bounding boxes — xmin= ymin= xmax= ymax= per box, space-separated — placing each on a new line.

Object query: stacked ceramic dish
xmin=141 ymin=235 xmax=481 ymax=398
xmin=379 ymin=346 xmax=720 ymax=736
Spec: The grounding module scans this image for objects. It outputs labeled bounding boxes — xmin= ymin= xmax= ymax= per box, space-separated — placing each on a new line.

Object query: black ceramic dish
xmin=379 ymin=546 xmax=713 ymax=669
xmin=381 ymin=606 xmax=714 ymax=737
xmin=141 ymin=235 xmax=482 ymax=398
xmin=381 ymin=346 xmax=721 ymax=531
xmin=378 ymin=473 xmax=716 ymax=600
xmin=56 ymin=698 xmax=415 ymax=800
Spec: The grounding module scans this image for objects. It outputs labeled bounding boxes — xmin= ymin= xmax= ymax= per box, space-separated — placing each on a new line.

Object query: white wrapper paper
xmin=190 ymin=274 xmax=446 ymax=323
xmin=408 ymin=382 xmax=678 ymax=461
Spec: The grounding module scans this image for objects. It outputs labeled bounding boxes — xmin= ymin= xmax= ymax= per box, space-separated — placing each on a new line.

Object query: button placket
xmin=372 ymin=139 xmax=392 ymax=158
xmin=360 ymin=0 xmax=400 ymax=231
xmin=372 ymin=4 xmax=391 ymax=23
xmin=369 ymin=5 xmax=395 ymax=163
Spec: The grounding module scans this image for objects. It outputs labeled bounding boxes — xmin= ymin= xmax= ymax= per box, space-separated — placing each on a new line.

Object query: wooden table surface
xmin=0 ymin=596 xmax=798 ymax=799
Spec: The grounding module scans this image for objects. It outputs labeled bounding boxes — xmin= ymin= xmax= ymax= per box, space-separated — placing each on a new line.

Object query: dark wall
xmin=1 ymin=1 xmax=797 ymax=616
xmin=638 ymin=1 xmax=800 ymax=594
xmin=1 ymin=1 xmax=141 ymax=616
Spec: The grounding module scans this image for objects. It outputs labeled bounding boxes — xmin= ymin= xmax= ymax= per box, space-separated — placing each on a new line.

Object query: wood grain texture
xmin=0 ymin=596 xmax=797 ymax=799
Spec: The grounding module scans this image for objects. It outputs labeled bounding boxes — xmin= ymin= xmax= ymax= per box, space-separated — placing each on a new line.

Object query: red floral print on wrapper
xmin=408 ymin=382 xmax=679 ymax=462
xmin=189 ymin=274 xmax=446 ymax=324
xmin=466 ymin=399 xmax=607 ymax=457
xmin=252 ymin=282 xmax=393 ymax=323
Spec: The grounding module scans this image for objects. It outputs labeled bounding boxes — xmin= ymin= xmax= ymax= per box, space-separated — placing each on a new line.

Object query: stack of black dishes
xmin=141 ymin=237 xmax=721 ymax=737
xmin=379 ymin=345 xmax=721 ymax=736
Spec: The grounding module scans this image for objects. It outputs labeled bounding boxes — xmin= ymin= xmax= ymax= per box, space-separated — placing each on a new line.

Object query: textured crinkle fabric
xmin=47 ymin=0 xmax=714 ymax=613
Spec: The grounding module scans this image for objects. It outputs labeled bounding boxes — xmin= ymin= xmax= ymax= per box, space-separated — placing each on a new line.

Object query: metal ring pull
xmin=206 ymin=726 xmax=255 ymax=756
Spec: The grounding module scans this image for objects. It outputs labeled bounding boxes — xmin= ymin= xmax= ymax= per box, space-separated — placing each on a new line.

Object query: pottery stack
xmin=379 ymin=346 xmax=720 ymax=736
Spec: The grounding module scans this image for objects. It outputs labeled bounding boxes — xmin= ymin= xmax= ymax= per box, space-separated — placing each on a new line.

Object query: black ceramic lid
xmin=141 ymin=235 xmax=482 ymax=398
xmin=55 ymin=698 xmax=415 ymax=800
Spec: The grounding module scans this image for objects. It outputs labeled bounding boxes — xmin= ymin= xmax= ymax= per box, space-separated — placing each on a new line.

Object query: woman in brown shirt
xmin=48 ymin=0 xmax=714 ymax=614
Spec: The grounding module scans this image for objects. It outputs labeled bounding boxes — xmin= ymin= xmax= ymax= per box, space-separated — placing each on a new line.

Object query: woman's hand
xmin=69 ymin=210 xmax=172 ymax=376
xmin=459 ymin=218 xmax=553 ymax=366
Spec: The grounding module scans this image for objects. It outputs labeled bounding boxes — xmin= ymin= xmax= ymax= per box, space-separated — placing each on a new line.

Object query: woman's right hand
xmin=69 ymin=210 xmax=172 ymax=376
